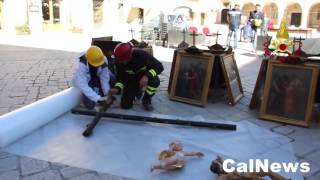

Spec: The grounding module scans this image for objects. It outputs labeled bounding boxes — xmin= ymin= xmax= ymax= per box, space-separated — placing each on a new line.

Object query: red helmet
xmin=114 ymin=42 xmax=133 ymax=63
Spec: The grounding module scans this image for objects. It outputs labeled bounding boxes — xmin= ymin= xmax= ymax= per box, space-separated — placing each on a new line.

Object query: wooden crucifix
xmin=139 ymin=30 xmax=145 ymax=42
xmin=185 ymin=31 xmax=202 ymax=53
xmin=182 ymin=29 xmax=187 ymax=42
xmin=189 ymin=31 xmax=199 ymax=46
xmin=178 ymin=29 xmax=189 ymax=49
xmin=129 ymin=28 xmax=135 ymax=40
xmin=214 ymin=31 xmax=222 ymax=44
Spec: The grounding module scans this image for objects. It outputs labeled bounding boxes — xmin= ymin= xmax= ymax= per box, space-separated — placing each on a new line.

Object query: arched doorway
xmin=308 ymin=3 xmax=320 ymax=30
xmin=283 ymin=3 xmax=302 ymax=27
xmin=42 ymin=0 xmax=62 ymax=31
xmin=263 ymin=2 xmax=278 ymax=25
xmin=93 ymin=0 xmax=104 ymax=27
xmin=220 ymin=1 xmax=231 ymax=24
xmin=242 ymin=3 xmax=255 ymax=21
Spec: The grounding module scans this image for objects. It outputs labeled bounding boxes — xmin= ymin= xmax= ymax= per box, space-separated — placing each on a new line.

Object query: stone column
xmin=60 ymin=0 xmax=71 ymax=32
xmin=0 ymin=1 xmax=3 ymax=30
xmin=301 ymin=4 xmax=311 ymax=28
xmin=3 ymin=0 xmax=28 ymax=34
xmin=276 ymin=3 xmax=287 ymax=27
xmin=69 ymin=0 xmax=93 ymax=33
xmin=27 ymin=0 xmax=43 ymax=34
xmin=59 ymin=0 xmax=66 ymax=31
xmin=103 ymin=0 xmax=120 ymax=35
xmin=110 ymin=0 xmax=133 ymax=41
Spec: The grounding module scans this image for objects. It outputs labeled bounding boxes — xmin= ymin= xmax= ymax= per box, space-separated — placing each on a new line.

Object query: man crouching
xmin=72 ymin=46 xmax=114 ymax=109
xmin=109 ymin=42 xmax=164 ymax=111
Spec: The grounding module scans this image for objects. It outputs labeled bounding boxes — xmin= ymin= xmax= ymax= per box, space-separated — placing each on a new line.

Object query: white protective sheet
xmin=0 ymin=88 xmax=81 ymax=147
xmin=302 ymin=38 xmax=320 ymax=55
xmin=4 ymin=112 xmax=303 ymax=180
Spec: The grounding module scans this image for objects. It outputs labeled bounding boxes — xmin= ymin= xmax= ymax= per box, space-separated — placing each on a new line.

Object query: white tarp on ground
xmin=3 ymin=112 xmax=303 ymax=180
xmin=0 ymin=88 xmax=81 ymax=147
xmin=302 ymin=38 xmax=320 ymax=55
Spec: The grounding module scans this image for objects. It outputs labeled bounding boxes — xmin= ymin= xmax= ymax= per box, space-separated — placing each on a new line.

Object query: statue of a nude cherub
xmin=150 ymin=141 xmax=204 ymax=172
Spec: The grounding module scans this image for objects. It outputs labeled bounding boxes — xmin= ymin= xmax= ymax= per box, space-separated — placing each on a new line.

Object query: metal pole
xmin=82 ymin=96 xmax=116 ymax=137
xmin=72 ymin=108 xmax=237 ymax=130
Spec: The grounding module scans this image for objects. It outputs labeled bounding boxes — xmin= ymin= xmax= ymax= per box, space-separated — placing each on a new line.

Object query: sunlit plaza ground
xmin=1 ymin=1 xmax=320 ymax=180
xmin=0 ymin=26 xmax=319 ymax=179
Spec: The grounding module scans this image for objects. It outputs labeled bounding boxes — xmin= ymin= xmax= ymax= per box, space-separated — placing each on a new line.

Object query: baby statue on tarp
xmin=210 ymin=156 xmax=289 ymax=180
xmin=150 ymin=141 xmax=204 ymax=172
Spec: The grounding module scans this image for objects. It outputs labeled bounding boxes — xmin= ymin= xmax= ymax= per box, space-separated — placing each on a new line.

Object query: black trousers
xmin=121 ymin=76 xmax=160 ymax=109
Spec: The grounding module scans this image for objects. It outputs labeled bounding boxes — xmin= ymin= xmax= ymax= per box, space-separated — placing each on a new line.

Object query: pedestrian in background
xmin=249 ymin=4 xmax=264 ymax=51
xmin=227 ymin=4 xmax=242 ymax=49
xmin=242 ymin=20 xmax=253 ymax=42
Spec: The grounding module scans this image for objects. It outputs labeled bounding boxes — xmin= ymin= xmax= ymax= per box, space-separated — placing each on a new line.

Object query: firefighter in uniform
xmin=72 ymin=45 xmax=113 ymax=109
xmin=109 ymin=42 xmax=164 ymax=111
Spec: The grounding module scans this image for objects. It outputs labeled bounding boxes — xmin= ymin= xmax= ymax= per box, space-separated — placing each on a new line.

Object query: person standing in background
xmin=249 ymin=4 xmax=264 ymax=52
xmin=227 ymin=4 xmax=242 ymax=49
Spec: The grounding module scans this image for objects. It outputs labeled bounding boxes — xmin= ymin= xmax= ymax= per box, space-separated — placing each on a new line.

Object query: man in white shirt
xmin=72 ymin=46 xmax=114 ymax=109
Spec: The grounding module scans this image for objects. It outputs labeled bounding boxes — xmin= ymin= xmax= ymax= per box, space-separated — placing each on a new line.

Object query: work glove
xmin=97 ymin=96 xmax=109 ymax=107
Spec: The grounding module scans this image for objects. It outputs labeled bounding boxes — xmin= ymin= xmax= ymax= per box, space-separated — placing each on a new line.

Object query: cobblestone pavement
xmin=0 ymin=42 xmax=320 ymax=179
xmin=0 ymin=45 xmax=77 ymax=114
xmin=0 ymin=45 xmax=133 ymax=180
xmin=0 ymin=151 xmax=132 ymax=180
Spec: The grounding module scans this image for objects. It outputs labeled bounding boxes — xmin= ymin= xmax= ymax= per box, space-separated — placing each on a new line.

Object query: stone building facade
xmin=0 ymin=0 xmax=319 ymax=35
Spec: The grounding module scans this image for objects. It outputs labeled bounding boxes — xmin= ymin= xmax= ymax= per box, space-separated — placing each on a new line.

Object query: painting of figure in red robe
xmin=260 ymin=61 xmax=318 ymax=127
xmin=170 ymin=52 xmax=213 ymax=106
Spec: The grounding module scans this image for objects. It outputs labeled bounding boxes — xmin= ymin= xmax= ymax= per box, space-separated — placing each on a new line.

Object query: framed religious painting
xmin=249 ymin=59 xmax=268 ymax=109
xmin=256 ymin=35 xmax=272 ymax=52
xmin=168 ymin=49 xmax=197 ymax=94
xmin=220 ymin=53 xmax=244 ymax=105
xmin=169 ymin=51 xmax=214 ymax=106
xmin=168 ymin=50 xmax=178 ymax=93
xmin=260 ymin=61 xmax=319 ymax=127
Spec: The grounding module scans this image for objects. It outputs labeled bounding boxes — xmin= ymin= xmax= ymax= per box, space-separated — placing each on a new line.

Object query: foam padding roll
xmin=0 ymin=87 xmax=81 ymax=147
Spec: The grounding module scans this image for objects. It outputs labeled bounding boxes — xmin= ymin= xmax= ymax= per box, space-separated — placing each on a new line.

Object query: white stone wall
xmin=69 ymin=0 xmax=93 ymax=33
xmin=3 ymin=0 xmax=28 ymax=33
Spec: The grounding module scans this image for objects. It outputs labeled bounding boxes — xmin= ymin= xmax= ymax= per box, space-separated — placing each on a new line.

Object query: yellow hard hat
xmin=85 ymin=46 xmax=105 ymax=67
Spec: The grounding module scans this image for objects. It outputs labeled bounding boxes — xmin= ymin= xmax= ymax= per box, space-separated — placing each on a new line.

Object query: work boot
xmin=142 ymin=94 xmax=154 ymax=111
